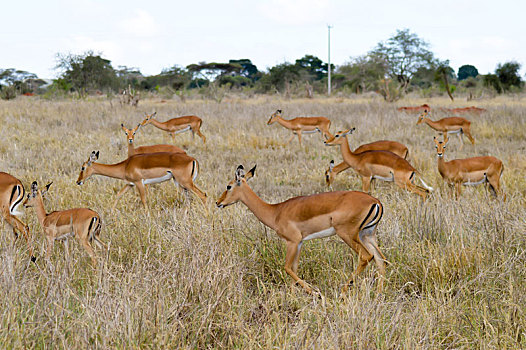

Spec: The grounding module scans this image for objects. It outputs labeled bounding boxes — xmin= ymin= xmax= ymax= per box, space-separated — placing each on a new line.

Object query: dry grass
xmin=0 ymin=95 xmax=524 ymax=348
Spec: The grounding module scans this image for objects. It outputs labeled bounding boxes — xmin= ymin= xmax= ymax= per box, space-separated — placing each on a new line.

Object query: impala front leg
xmin=361 ymin=176 xmax=372 ymax=193
xmin=296 ymin=132 xmax=302 ymax=146
xmin=284 ymin=240 xmax=312 ymax=294
xmin=112 ymin=184 xmax=134 ymax=210
xmin=285 ymin=133 xmax=295 ymax=145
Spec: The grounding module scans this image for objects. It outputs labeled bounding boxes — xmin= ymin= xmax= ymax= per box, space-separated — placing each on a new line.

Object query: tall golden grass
xmin=0 ymin=95 xmax=524 ymax=348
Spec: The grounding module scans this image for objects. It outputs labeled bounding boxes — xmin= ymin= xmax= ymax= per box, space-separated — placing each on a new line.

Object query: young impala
xmin=267 ymin=109 xmax=333 ymax=145
xmin=325 ymin=139 xmax=409 ymax=187
xmin=121 ymin=120 xmax=186 ymax=157
xmin=76 ymin=151 xmax=207 ymax=210
xmin=24 ymin=181 xmax=105 ymax=265
xmin=324 ymin=128 xmax=433 ymax=199
xmin=417 ymin=109 xmax=475 ymax=149
xmin=433 ymin=135 xmax=504 ymax=198
xmin=0 ymin=172 xmax=34 ymax=260
xmin=216 ymin=165 xmax=387 ymax=294
xmin=143 ymin=112 xmax=206 ymax=144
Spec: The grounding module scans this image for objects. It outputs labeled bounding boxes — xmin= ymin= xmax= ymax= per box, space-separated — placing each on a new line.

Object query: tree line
xmin=0 ymin=29 xmax=523 ymax=101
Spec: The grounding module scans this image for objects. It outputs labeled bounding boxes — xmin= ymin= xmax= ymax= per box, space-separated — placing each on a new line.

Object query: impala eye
xmin=335 ymin=134 xmax=340 ymax=138
xmin=226 ymin=185 xmax=232 ymax=190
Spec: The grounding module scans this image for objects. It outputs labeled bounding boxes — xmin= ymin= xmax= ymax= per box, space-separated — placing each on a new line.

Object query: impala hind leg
xmin=335 ymin=225 xmax=374 ymax=294
xmin=360 ymin=227 xmax=386 ymax=293
xmin=4 ymin=213 xmax=34 ymax=260
xmin=79 ymin=237 xmax=97 ymax=266
xmin=284 ymin=240 xmax=313 ymax=294
xmin=194 ymin=127 xmax=206 ymax=144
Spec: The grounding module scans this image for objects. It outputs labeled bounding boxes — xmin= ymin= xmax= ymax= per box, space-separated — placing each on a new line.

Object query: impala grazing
xmin=216 ymin=165 xmax=387 ymax=294
xmin=397 ymin=104 xmax=431 ymax=113
xmin=143 ymin=112 xmax=206 ymax=144
xmin=0 ymin=172 xmax=34 ymax=260
xmin=417 ymin=109 xmax=475 ymax=149
xmin=121 ymin=121 xmax=186 ymax=157
xmin=77 ymin=151 xmax=207 ymax=210
xmin=433 ymin=135 xmax=504 ymax=198
xmin=267 ymin=109 xmax=333 ymax=145
xmin=24 ymin=181 xmax=105 ymax=265
xmin=325 ymin=128 xmax=433 ymax=199
xmin=325 ymin=140 xmax=409 ymax=187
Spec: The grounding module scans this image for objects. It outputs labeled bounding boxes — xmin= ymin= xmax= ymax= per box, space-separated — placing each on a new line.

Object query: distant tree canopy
xmin=0 ymin=68 xmax=44 ymax=99
xmin=457 ymin=65 xmax=479 ymax=80
xmin=370 ymin=29 xmax=435 ymax=94
xmin=55 ymin=51 xmax=118 ymax=95
xmin=495 ymin=61 xmax=523 ymax=91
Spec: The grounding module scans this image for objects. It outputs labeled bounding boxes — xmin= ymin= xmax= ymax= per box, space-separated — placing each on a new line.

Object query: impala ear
xmin=42 ymin=182 xmax=53 ymax=195
xmin=235 ymin=165 xmax=245 ymax=184
xmin=31 ymin=181 xmax=38 ymax=194
xmin=343 ymin=128 xmax=354 ymax=136
xmin=277 ymin=109 xmax=282 ymax=114
xmin=89 ymin=151 xmax=99 ymax=163
xmin=245 ymin=165 xmax=256 ymax=181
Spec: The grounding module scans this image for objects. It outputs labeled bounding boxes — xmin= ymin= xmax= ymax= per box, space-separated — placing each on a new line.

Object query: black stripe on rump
xmin=363 ymin=204 xmax=383 ymax=230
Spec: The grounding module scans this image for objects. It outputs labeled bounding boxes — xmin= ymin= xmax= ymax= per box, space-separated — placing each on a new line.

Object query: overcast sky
xmin=2 ymin=0 xmax=525 ymax=79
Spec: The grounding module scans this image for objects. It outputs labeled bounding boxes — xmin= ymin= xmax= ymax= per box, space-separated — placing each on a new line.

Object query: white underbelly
xmin=373 ymin=174 xmax=394 ymax=182
xmin=174 ymin=126 xmax=191 ymax=134
xmin=447 ymin=129 xmax=462 ymax=134
xmin=463 ymin=175 xmax=487 ymax=186
xmin=301 ymin=129 xmax=319 ymax=134
xmin=142 ymin=172 xmax=173 ymax=185
xmin=302 ymin=227 xmax=336 ymax=242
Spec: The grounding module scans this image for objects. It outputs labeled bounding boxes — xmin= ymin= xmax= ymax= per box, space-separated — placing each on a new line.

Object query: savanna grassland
xmin=0 ymin=95 xmax=525 ymax=349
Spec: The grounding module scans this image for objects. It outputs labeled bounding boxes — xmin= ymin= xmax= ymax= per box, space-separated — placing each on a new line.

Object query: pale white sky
xmin=2 ymin=0 xmax=525 ymax=79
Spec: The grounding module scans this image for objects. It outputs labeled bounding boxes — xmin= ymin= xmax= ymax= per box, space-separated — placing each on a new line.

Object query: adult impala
xmin=325 ymin=140 xmax=409 ymax=187
xmin=216 ymin=165 xmax=387 ymax=294
xmin=417 ymin=109 xmax=475 ymax=149
xmin=267 ymin=109 xmax=332 ymax=145
xmin=324 ymin=128 xmax=433 ymax=199
xmin=77 ymin=151 xmax=207 ymax=210
xmin=143 ymin=112 xmax=206 ymax=144
xmin=0 ymin=172 xmax=34 ymax=260
xmin=397 ymin=103 xmax=431 ymax=113
xmin=433 ymin=135 xmax=504 ymax=198
xmin=24 ymin=181 xmax=105 ymax=265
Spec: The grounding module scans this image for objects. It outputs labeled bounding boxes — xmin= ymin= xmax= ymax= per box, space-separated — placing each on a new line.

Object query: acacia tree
xmin=496 ymin=61 xmax=523 ymax=91
xmin=370 ymin=29 xmax=435 ymax=97
xmin=55 ymin=51 xmax=118 ymax=96
xmin=458 ymin=65 xmax=479 ymax=80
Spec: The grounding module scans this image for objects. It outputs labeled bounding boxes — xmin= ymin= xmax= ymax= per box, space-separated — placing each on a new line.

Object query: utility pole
xmin=327 ymin=25 xmax=333 ymax=96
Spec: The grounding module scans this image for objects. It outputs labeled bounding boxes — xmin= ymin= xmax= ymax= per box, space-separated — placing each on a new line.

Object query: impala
xmin=325 ymin=140 xmax=409 ymax=187
xmin=76 ymin=151 xmax=207 ymax=210
xmin=143 ymin=112 xmax=206 ymax=144
xmin=121 ymin=121 xmax=186 ymax=157
xmin=216 ymin=165 xmax=387 ymax=294
xmin=324 ymin=128 xmax=433 ymax=199
xmin=267 ymin=109 xmax=333 ymax=145
xmin=417 ymin=109 xmax=475 ymax=149
xmin=397 ymin=103 xmax=431 ymax=113
xmin=0 ymin=172 xmax=34 ymax=260
xmin=433 ymin=135 xmax=504 ymax=198
xmin=24 ymin=181 xmax=105 ymax=265
xmin=446 ymin=106 xmax=486 ymax=115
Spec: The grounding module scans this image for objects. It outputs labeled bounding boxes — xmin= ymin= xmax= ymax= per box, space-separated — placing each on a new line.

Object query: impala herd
xmin=1 ymin=106 xmax=504 ymax=296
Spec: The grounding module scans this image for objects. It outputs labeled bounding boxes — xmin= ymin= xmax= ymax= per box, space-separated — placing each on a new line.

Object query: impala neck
xmin=423 ymin=118 xmax=441 ymax=131
xmin=437 ymin=154 xmax=449 ymax=176
xmin=91 ymin=161 xmax=127 ymax=180
xmin=239 ymin=185 xmax=278 ymax=231
xmin=148 ymin=118 xmax=170 ymax=131
xmin=275 ymin=116 xmax=294 ymax=129
xmin=34 ymin=194 xmax=48 ymax=225
xmin=339 ymin=136 xmax=360 ymax=168
xmin=127 ymin=142 xmax=136 ymax=157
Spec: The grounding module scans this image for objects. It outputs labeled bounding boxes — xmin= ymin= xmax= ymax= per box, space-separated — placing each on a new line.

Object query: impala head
xmin=433 ymin=135 xmax=449 ymax=157
xmin=324 ymin=128 xmax=355 ymax=146
xmin=23 ymin=181 xmax=52 ymax=208
xmin=417 ymin=109 xmax=430 ymax=125
xmin=121 ymin=123 xmax=141 ymax=144
xmin=324 ymin=160 xmax=335 ymax=186
xmin=77 ymin=151 xmax=99 ymax=185
xmin=267 ymin=109 xmax=282 ymax=125
xmin=142 ymin=111 xmax=157 ymax=125
xmin=216 ymin=165 xmax=257 ymax=208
